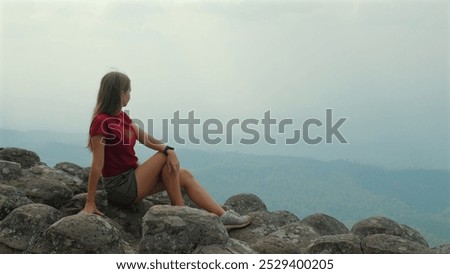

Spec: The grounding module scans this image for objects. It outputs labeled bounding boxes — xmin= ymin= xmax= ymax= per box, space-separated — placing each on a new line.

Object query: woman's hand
xmin=82 ymin=201 xmax=104 ymax=216
xmin=166 ymin=150 xmax=180 ymax=173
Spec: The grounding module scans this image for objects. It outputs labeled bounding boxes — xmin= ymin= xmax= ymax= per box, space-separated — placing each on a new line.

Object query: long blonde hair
xmin=87 ymin=71 xmax=131 ymax=150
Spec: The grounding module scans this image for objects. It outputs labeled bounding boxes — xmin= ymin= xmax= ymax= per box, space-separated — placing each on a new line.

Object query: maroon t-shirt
xmin=89 ymin=111 xmax=139 ymax=178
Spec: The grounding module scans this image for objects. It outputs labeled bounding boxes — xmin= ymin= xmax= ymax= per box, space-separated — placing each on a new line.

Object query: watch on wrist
xmin=163 ymin=145 xmax=174 ymax=155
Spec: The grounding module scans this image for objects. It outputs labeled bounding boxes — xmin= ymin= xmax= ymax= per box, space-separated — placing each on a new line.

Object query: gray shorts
xmin=103 ymin=169 xmax=138 ymax=206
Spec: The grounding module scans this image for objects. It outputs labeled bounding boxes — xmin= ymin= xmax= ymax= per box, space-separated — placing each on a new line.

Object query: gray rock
xmin=0 ymin=147 xmax=40 ymax=168
xmin=34 ymin=164 xmax=86 ymax=195
xmin=229 ymin=210 xmax=300 ymax=245
xmin=361 ymin=234 xmax=429 ymax=254
xmin=193 ymin=238 xmax=257 ymax=254
xmin=0 ymin=203 xmax=63 ymax=252
xmin=351 ymin=216 xmax=403 ymax=238
xmin=105 ymin=199 xmax=152 ymax=240
xmin=140 ymin=205 xmax=229 ymax=254
xmin=0 ymin=242 xmax=20 ymax=253
xmin=32 ymin=212 xmax=125 ymax=253
xmin=76 ymin=167 xmax=90 ymax=184
xmin=59 ymin=190 xmax=109 ymax=216
xmin=301 ymin=213 xmax=349 ymax=236
xmin=351 ymin=216 xmax=428 ymax=247
xmin=251 ymin=221 xmax=320 ymax=253
xmin=54 ymin=162 xmax=83 ymax=176
xmin=145 ymin=189 xmax=198 ymax=209
xmin=399 ymin=224 xmax=429 ymax=247
xmin=223 ymin=193 xmax=268 ymax=215
xmin=0 ymin=184 xmax=33 ymax=220
xmin=0 ymin=160 xmax=22 ymax=181
xmin=430 ymin=243 xmax=450 ymax=254
xmin=306 ymin=234 xmax=362 ymax=254
xmin=3 ymin=165 xmax=74 ymax=208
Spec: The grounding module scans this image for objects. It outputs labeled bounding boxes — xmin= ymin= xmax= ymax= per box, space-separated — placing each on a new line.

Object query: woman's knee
xmin=179 ymin=168 xmax=196 ymax=187
xmin=180 ymin=168 xmax=193 ymax=179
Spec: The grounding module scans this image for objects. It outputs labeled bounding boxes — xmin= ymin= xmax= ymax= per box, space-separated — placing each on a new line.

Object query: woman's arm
xmin=83 ymin=135 xmax=105 ymax=215
xmin=132 ymin=123 xmax=179 ymax=173
xmin=132 ymin=123 xmax=166 ymax=152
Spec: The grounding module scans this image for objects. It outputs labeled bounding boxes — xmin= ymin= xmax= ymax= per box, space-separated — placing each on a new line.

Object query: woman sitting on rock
xmin=82 ymin=71 xmax=251 ymax=230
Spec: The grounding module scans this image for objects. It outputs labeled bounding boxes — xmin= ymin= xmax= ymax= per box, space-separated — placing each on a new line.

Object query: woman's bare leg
xmin=160 ymin=162 xmax=184 ymax=205
xmin=179 ymin=168 xmax=225 ymax=216
xmin=134 ymin=152 xmax=183 ymax=205
xmin=134 ymin=154 xmax=222 ymax=215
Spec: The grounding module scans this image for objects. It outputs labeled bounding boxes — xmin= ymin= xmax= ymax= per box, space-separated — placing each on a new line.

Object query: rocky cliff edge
xmin=1 ymin=147 xmax=449 ymax=254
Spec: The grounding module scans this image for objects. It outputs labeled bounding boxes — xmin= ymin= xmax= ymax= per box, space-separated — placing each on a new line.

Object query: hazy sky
xmin=1 ymin=0 xmax=449 ymax=169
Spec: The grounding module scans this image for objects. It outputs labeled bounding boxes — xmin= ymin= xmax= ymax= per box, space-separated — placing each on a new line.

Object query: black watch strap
xmin=163 ymin=145 xmax=174 ymax=155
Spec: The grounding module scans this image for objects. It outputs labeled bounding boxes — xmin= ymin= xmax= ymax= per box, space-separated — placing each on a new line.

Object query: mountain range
xmin=1 ymin=128 xmax=449 ymax=247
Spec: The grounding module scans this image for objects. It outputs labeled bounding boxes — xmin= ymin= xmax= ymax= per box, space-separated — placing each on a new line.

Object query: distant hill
xmin=174 ymin=149 xmax=450 ymax=247
xmin=1 ymin=128 xmax=449 ymax=247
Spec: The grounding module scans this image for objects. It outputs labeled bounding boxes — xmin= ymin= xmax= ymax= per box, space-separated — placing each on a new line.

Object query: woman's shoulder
xmin=93 ymin=112 xmax=114 ymax=122
xmin=121 ymin=111 xmax=133 ymax=124
xmin=90 ymin=113 xmax=117 ymax=129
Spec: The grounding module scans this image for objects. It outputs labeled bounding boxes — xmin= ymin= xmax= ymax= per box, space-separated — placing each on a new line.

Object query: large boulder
xmin=361 ymin=234 xmax=429 ymax=254
xmin=0 ymin=203 xmax=63 ymax=252
xmin=306 ymin=234 xmax=363 ymax=254
xmin=32 ymin=212 xmax=126 ymax=254
xmin=59 ymin=190 xmax=109 ymax=215
xmin=105 ymin=199 xmax=152 ymax=240
xmin=193 ymin=238 xmax=257 ymax=254
xmin=140 ymin=205 xmax=229 ymax=254
xmin=351 ymin=216 xmax=428 ymax=247
xmin=251 ymin=221 xmax=320 ymax=253
xmin=0 ymin=160 xmax=22 ymax=181
xmin=0 ymin=147 xmax=40 ymax=168
xmin=223 ymin=193 xmax=268 ymax=215
xmin=3 ymin=165 xmax=74 ymax=208
xmin=301 ymin=213 xmax=349 ymax=236
xmin=430 ymin=243 xmax=450 ymax=254
xmin=228 ymin=210 xmax=299 ymax=245
xmin=54 ymin=162 xmax=84 ymax=177
xmin=0 ymin=184 xmax=33 ymax=220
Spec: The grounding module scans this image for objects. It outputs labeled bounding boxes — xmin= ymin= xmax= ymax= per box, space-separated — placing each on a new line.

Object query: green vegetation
xmin=1 ymin=129 xmax=449 ymax=247
xmin=176 ymin=149 xmax=450 ymax=247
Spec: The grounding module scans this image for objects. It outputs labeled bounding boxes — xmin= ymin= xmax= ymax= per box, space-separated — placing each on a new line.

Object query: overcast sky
xmin=1 ymin=0 xmax=449 ymax=169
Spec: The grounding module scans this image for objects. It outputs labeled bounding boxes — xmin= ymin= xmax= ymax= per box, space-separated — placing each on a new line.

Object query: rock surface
xmin=0 ymin=147 xmax=448 ymax=254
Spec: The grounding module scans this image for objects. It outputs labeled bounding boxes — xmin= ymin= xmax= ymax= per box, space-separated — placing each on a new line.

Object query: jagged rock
xmin=0 ymin=160 xmax=22 ymax=181
xmin=145 ymin=189 xmax=198 ymax=209
xmin=193 ymin=238 xmax=257 ymax=254
xmin=351 ymin=216 xmax=403 ymax=237
xmin=301 ymin=213 xmax=349 ymax=236
xmin=1 ymin=146 xmax=448 ymax=254
xmin=0 ymin=203 xmax=63 ymax=252
xmin=229 ymin=210 xmax=300 ymax=245
xmin=59 ymin=190 xmax=109 ymax=215
xmin=223 ymin=193 xmax=267 ymax=215
xmin=105 ymin=200 xmax=152 ymax=240
xmin=361 ymin=234 xmax=429 ymax=254
xmin=32 ymin=213 xmax=125 ymax=254
xmin=399 ymin=224 xmax=429 ymax=247
xmin=251 ymin=221 xmax=320 ymax=253
xmin=430 ymin=243 xmax=450 ymax=254
xmin=0 ymin=184 xmax=33 ymax=220
xmin=351 ymin=216 xmax=428 ymax=247
xmin=54 ymin=162 xmax=83 ymax=176
xmin=76 ymin=167 xmax=90 ymax=184
xmin=0 ymin=242 xmax=18 ymax=253
xmin=0 ymin=147 xmax=40 ymax=168
xmin=3 ymin=165 xmax=74 ymax=208
xmin=140 ymin=205 xmax=228 ymax=254
xmin=306 ymin=234 xmax=363 ymax=254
